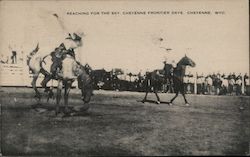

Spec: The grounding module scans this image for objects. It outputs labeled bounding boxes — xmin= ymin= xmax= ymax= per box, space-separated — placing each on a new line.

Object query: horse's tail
xmin=27 ymin=43 xmax=44 ymax=75
xmin=27 ymin=43 xmax=40 ymax=66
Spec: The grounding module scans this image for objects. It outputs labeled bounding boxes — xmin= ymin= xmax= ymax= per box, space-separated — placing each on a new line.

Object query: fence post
xmin=194 ymin=72 xmax=197 ymax=94
xmin=242 ymin=76 xmax=245 ymax=94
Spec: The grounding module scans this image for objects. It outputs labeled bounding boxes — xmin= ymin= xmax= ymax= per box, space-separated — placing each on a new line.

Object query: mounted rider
xmin=50 ymin=33 xmax=82 ymax=77
xmin=41 ymin=33 xmax=82 ymax=89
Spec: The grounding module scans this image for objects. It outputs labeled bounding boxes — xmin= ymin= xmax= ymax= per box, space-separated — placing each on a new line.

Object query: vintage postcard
xmin=0 ymin=0 xmax=249 ymax=156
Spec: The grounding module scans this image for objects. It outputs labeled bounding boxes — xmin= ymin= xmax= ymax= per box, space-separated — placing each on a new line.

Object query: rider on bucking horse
xmin=41 ymin=33 xmax=82 ymax=91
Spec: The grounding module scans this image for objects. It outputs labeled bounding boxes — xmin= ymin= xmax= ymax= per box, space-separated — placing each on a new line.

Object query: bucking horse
xmin=142 ymin=55 xmax=196 ymax=106
xmin=27 ymin=44 xmax=93 ymax=115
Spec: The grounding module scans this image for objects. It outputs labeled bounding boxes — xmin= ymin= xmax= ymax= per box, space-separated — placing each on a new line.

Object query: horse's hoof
xmin=142 ymin=99 xmax=146 ymax=103
xmin=156 ymin=101 xmax=160 ymax=104
xmin=34 ymin=94 xmax=41 ymax=99
xmin=169 ymin=103 xmax=173 ymax=106
xmin=80 ymin=104 xmax=90 ymax=112
xmin=185 ymin=103 xmax=190 ymax=106
xmin=55 ymin=107 xmax=60 ymax=115
xmin=49 ymin=91 xmax=54 ymax=97
xmin=73 ymin=106 xmax=81 ymax=112
xmin=64 ymin=108 xmax=71 ymax=114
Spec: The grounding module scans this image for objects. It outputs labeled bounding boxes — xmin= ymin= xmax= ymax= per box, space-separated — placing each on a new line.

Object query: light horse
xmin=27 ymin=44 xmax=93 ymax=115
xmin=142 ymin=55 xmax=196 ymax=106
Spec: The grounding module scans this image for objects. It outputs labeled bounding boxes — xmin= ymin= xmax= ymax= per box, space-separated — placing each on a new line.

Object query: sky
xmin=0 ymin=0 xmax=249 ymax=75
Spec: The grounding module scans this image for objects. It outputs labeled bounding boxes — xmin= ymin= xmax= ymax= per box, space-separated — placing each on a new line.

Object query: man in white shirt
xmin=235 ymin=77 xmax=242 ymax=95
xmin=205 ymin=76 xmax=213 ymax=95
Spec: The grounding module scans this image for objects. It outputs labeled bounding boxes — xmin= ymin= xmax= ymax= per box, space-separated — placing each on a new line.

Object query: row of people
xmin=182 ymin=73 xmax=249 ymax=95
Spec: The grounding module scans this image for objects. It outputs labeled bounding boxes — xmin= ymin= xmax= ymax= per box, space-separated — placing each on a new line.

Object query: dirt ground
xmin=0 ymin=87 xmax=250 ymax=156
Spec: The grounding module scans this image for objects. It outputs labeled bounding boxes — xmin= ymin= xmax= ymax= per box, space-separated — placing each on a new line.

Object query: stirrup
xmin=48 ymin=90 xmax=54 ymax=98
xmin=34 ymin=93 xmax=41 ymax=99
xmin=44 ymin=88 xmax=50 ymax=93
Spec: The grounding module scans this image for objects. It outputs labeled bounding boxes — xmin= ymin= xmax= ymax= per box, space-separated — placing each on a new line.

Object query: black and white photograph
xmin=0 ymin=0 xmax=249 ymax=156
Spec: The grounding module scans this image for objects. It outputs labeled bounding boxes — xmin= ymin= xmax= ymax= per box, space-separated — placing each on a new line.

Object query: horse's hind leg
xmin=142 ymin=91 xmax=148 ymax=103
xmin=181 ymin=92 xmax=189 ymax=106
xmin=63 ymin=81 xmax=72 ymax=115
xmin=170 ymin=91 xmax=179 ymax=105
xmin=41 ymin=75 xmax=51 ymax=92
xmin=154 ymin=91 xmax=160 ymax=104
xmin=55 ymin=80 xmax=63 ymax=115
xmin=32 ymin=73 xmax=41 ymax=101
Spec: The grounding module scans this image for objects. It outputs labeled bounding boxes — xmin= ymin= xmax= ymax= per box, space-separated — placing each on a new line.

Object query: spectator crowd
xmin=90 ymin=68 xmax=250 ymax=96
xmin=1 ymin=51 xmax=249 ymax=96
xmin=185 ymin=72 xmax=249 ymax=96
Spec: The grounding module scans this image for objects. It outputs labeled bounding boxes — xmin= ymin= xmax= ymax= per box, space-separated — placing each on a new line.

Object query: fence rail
xmin=0 ymin=63 xmax=77 ymax=87
xmin=0 ymin=63 xmax=249 ymax=96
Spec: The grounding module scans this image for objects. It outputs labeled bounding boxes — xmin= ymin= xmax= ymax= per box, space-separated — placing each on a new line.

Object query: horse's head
xmin=84 ymin=63 xmax=93 ymax=75
xmin=66 ymin=33 xmax=83 ymax=48
xmin=76 ymin=64 xmax=93 ymax=103
xmin=178 ymin=55 xmax=196 ymax=67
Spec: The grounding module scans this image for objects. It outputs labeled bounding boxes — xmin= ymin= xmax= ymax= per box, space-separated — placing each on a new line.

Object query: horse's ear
xmin=34 ymin=43 xmax=39 ymax=52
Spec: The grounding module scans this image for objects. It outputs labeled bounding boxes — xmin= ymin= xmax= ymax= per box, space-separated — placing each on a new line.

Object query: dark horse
xmin=142 ymin=70 xmax=164 ymax=104
xmin=142 ymin=55 xmax=196 ymax=106
xmin=169 ymin=55 xmax=196 ymax=106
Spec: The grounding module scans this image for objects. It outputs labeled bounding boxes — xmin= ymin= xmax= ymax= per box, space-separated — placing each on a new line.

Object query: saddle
xmin=40 ymin=50 xmax=76 ymax=80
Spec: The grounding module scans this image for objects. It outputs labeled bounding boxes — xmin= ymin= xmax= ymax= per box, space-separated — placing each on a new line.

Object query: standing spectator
xmin=184 ymin=74 xmax=189 ymax=93
xmin=200 ymin=75 xmax=206 ymax=94
xmin=244 ymin=73 xmax=249 ymax=86
xmin=221 ymin=76 xmax=229 ymax=95
xmin=244 ymin=73 xmax=249 ymax=95
xmin=205 ymin=76 xmax=213 ymax=95
xmin=235 ymin=77 xmax=242 ymax=95
xmin=197 ymin=74 xmax=204 ymax=94
xmin=232 ymin=72 xmax=236 ymax=81
xmin=214 ymin=74 xmax=222 ymax=95
xmin=228 ymin=76 xmax=235 ymax=95
xmin=11 ymin=51 xmax=17 ymax=64
xmin=236 ymin=73 xmax=242 ymax=81
xmin=188 ymin=75 xmax=195 ymax=94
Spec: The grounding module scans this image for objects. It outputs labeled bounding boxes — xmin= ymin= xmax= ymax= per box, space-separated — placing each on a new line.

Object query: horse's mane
xmin=176 ymin=57 xmax=186 ymax=67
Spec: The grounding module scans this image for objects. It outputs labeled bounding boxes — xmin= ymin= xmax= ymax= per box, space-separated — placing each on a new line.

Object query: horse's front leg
xmin=142 ymin=93 xmax=147 ymax=103
xmin=64 ymin=81 xmax=72 ymax=114
xmin=56 ymin=80 xmax=63 ymax=115
xmin=181 ymin=92 xmax=189 ymax=106
xmin=142 ymin=87 xmax=149 ymax=103
xmin=154 ymin=91 xmax=160 ymax=104
xmin=142 ymin=79 xmax=150 ymax=103
xmin=32 ymin=73 xmax=41 ymax=101
xmin=170 ymin=91 xmax=179 ymax=106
